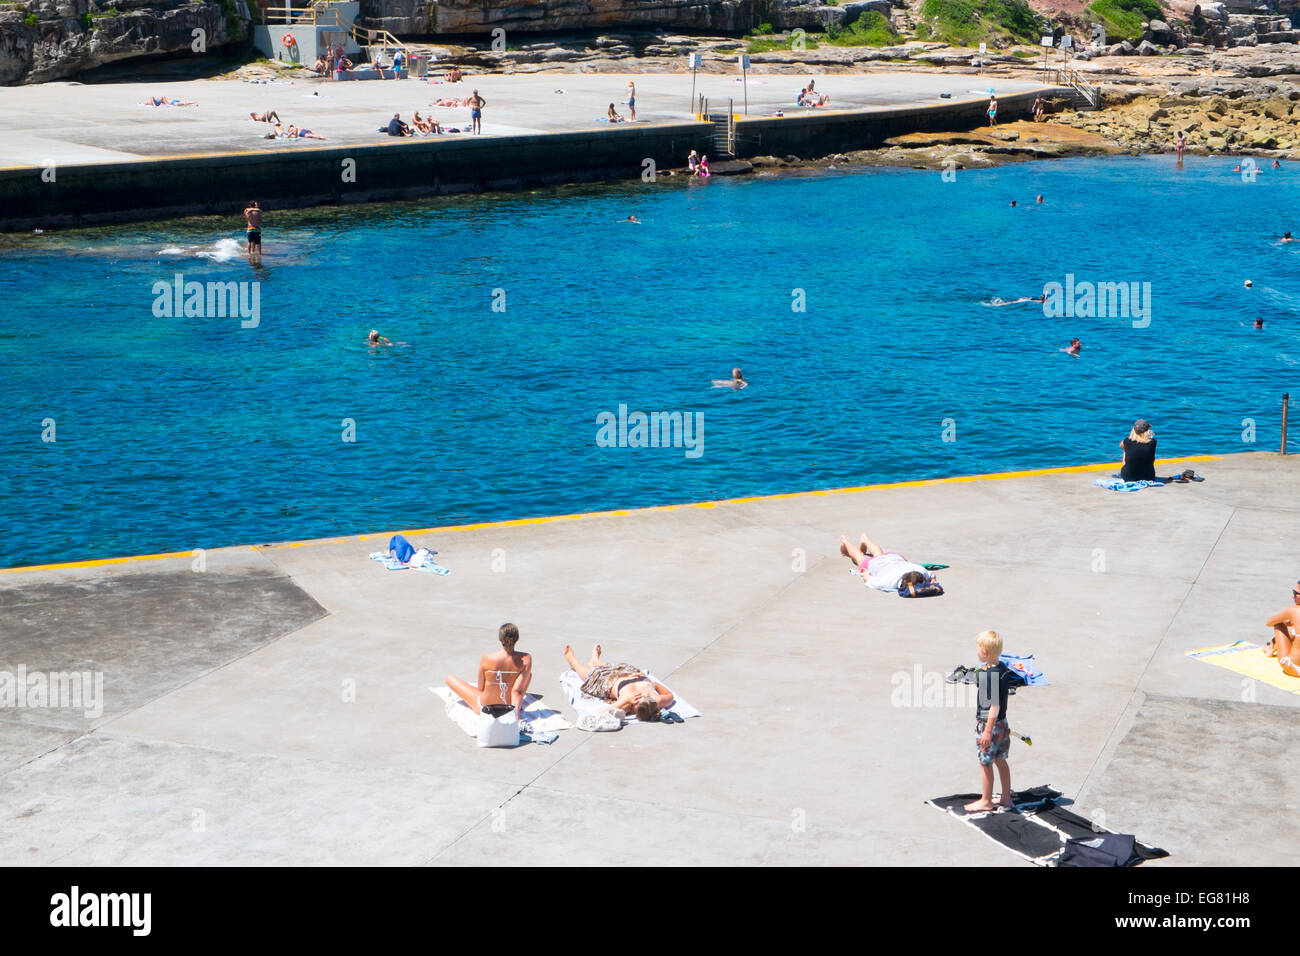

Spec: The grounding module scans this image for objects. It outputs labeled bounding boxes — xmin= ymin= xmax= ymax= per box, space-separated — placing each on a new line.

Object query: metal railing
xmin=1057 ymin=66 xmax=1102 ymax=109
xmin=262 ymin=1 xmax=403 ymax=60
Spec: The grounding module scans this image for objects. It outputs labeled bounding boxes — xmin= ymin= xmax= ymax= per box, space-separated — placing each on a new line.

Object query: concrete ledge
xmin=0 ymin=87 xmax=1058 ymax=231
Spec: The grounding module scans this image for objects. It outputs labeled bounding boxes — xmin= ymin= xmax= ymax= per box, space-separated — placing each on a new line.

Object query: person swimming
xmin=367 ymin=329 xmax=391 ymax=346
xmin=1283 ymin=231 xmax=1294 ymax=243
xmin=1064 ymin=337 xmax=1082 ymax=356
xmin=711 ymin=367 xmax=747 ymax=389
xmin=1254 ymin=318 xmax=1264 ymax=329
xmin=625 ymin=214 xmax=640 ymax=223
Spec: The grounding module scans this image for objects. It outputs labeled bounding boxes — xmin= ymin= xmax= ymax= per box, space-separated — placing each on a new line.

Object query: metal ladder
xmin=702 ymin=97 xmax=735 ymax=157
xmin=1057 ymin=66 xmax=1102 ymax=111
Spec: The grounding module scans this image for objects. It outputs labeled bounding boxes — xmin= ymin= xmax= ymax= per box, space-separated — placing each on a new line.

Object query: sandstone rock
xmin=1136 ymin=39 xmax=1162 ymax=54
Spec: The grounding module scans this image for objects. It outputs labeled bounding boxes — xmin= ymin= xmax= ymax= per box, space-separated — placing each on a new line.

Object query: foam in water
xmin=156 ymin=237 xmax=244 ymax=262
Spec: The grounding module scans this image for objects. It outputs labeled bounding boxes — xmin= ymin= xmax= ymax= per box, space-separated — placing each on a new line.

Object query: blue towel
xmin=520 ymin=730 xmax=558 ymax=745
xmin=1000 ymin=653 xmax=1048 ymax=686
xmin=389 ymin=533 xmax=415 ymax=562
xmin=1094 ymin=477 xmax=1164 ymax=492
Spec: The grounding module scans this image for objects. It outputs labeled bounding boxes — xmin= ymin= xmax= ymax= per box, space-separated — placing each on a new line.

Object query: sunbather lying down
xmin=143 ymin=94 xmax=198 ymax=107
xmin=564 ymin=643 xmax=673 ymax=722
xmin=840 ymin=532 xmax=943 ymax=597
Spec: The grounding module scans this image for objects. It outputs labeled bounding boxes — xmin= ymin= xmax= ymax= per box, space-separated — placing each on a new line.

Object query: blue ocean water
xmin=2 ymin=155 xmax=1297 ymax=568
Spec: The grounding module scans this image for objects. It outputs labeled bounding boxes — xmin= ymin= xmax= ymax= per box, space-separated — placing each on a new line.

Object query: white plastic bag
xmin=476 ymin=708 xmax=520 ymax=748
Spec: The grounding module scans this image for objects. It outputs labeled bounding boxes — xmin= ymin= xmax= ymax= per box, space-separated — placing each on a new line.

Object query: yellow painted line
xmin=0 ymin=455 xmax=1221 ymax=574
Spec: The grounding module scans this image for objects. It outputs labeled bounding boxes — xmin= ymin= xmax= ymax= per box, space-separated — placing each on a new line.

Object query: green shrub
xmin=23 ymin=11 xmax=36 ymax=25
xmin=826 ymin=10 xmax=901 ymax=46
xmin=1088 ymin=0 xmax=1162 ymax=40
xmin=746 ymin=32 xmax=822 ymax=52
xmin=917 ymin=0 xmax=1045 ymax=46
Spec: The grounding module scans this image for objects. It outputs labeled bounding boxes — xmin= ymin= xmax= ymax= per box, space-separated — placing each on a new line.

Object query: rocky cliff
xmin=0 ymin=0 xmax=236 ymax=84
xmin=359 ymin=0 xmax=904 ymax=37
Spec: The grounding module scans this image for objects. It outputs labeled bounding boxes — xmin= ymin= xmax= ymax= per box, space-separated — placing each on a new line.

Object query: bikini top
xmin=485 ymin=670 xmax=519 ymax=701
xmin=616 ymin=675 xmax=651 ymax=696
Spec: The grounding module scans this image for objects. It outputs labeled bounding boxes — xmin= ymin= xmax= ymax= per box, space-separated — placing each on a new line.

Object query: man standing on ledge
xmin=469 ymin=89 xmax=486 ymax=134
xmin=244 ymin=200 xmax=263 ymax=264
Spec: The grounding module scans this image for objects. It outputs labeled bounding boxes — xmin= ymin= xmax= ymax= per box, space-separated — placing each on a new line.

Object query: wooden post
xmin=1283 ymin=392 xmax=1290 ymax=455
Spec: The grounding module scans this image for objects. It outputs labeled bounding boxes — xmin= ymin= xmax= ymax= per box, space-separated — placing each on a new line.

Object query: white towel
xmin=431 ymin=686 xmax=571 ymax=737
xmin=560 ymin=670 xmax=701 ymax=724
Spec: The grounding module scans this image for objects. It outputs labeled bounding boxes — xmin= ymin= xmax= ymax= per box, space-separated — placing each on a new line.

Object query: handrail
xmin=1057 ymin=65 xmax=1101 ymax=108
xmin=262 ymin=1 xmax=404 ymax=58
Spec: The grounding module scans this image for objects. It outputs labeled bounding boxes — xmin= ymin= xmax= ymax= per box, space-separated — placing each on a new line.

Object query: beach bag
xmin=476 ymin=705 xmax=520 ymax=748
xmin=388 ymin=534 xmax=415 ymax=563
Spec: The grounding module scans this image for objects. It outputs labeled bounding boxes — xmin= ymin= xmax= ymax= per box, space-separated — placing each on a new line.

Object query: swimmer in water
xmin=711 ymin=367 xmax=748 ymax=390
xmin=367 ymin=329 xmax=392 ymax=347
xmin=1255 ymin=318 xmax=1264 ymax=329
xmin=1273 ymin=159 xmax=1282 ymax=169
xmin=1175 ymin=132 xmax=1186 ymax=162
xmin=1036 ymin=195 xmax=1043 ymax=204
xmin=1064 ymin=337 xmax=1082 ymax=356
xmin=244 ymin=200 xmax=262 ymax=264
xmin=1010 ymin=200 xmax=1017 ymax=207
xmin=1282 ymin=231 xmax=1294 ymax=243
xmin=626 ymin=214 xmax=640 ymax=223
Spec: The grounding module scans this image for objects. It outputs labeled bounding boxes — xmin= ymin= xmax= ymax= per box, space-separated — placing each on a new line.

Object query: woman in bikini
xmin=1265 ymin=583 xmax=1300 ymax=678
xmin=446 ymin=623 xmax=533 ymax=720
xmin=563 ymin=643 xmax=672 ymax=722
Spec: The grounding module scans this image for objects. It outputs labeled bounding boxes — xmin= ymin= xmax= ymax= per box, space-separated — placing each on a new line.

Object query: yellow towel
xmin=1187 ymin=641 xmax=1300 ymax=694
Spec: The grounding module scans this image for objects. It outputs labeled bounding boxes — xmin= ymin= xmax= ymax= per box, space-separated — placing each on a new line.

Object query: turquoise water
xmin=3 ymin=155 xmax=1298 ymax=568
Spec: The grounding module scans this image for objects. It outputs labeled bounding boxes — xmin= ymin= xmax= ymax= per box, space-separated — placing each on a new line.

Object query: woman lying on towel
xmin=839 ymin=532 xmax=943 ymax=597
xmin=1264 ymin=582 xmax=1300 ymax=678
xmin=445 ymin=623 xmax=533 ymax=720
xmin=563 ymin=643 xmax=673 ymax=722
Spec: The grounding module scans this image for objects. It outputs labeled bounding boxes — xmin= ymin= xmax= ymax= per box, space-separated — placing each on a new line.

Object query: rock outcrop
xmin=0 ymin=0 xmax=235 ymax=84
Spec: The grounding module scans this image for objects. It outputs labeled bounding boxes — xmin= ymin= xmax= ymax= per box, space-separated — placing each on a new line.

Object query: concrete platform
xmin=2 ymin=451 xmax=1295 ymax=866
xmin=0 ymin=71 xmax=1047 ymax=167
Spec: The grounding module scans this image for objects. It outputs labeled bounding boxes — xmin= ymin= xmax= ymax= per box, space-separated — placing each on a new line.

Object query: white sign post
xmin=738 ymin=53 xmax=750 ymax=115
xmin=688 ymin=52 xmax=702 ymax=114
xmin=978 ymin=41 xmax=986 ymax=73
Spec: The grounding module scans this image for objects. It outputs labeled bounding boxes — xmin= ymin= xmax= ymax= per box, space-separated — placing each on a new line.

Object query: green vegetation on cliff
xmin=915 ymin=0 xmax=1044 ymax=46
xmin=1088 ymin=0 xmax=1163 ymax=41
xmin=826 ymin=11 xmax=901 ymax=46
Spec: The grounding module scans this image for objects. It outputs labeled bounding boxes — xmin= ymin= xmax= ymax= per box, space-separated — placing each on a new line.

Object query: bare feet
xmin=589 ymin=642 xmax=602 ymax=666
xmin=1263 ymin=638 xmax=1277 ymax=657
xmin=839 ymin=536 xmax=851 ymax=558
xmin=963 ymin=799 xmax=996 ymax=813
xmin=563 ymin=644 xmax=578 ymax=669
xmin=997 ymin=795 xmax=1015 ymax=809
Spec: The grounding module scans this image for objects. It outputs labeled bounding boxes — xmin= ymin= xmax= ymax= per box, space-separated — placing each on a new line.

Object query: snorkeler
xmin=367 ymin=329 xmax=392 ymax=346
xmin=711 ymin=367 xmax=748 ymax=389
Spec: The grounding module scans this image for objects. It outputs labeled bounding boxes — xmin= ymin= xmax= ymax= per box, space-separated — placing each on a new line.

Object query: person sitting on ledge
xmin=446 ymin=623 xmax=533 ymax=722
xmin=445 ymin=67 xmax=463 ymax=83
xmin=312 ymin=54 xmax=327 ymax=75
xmin=840 ymin=532 xmax=942 ymax=597
xmin=607 ymin=103 xmax=625 ymax=123
xmin=563 ymin=643 xmax=673 ymax=722
xmin=1264 ymin=583 xmax=1300 ymax=678
xmin=336 ymin=55 xmax=354 ymax=73
xmin=386 ymin=113 xmax=411 ymax=137
xmin=1118 ymin=418 xmax=1157 ymax=482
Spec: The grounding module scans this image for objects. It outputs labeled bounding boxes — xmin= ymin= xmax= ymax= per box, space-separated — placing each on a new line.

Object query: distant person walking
xmin=244 ymin=200 xmax=263 ymax=263
xmin=627 ymin=81 xmax=636 ymax=122
xmin=469 ymin=89 xmax=486 ymax=134
xmin=987 ymin=94 xmax=997 ymax=126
